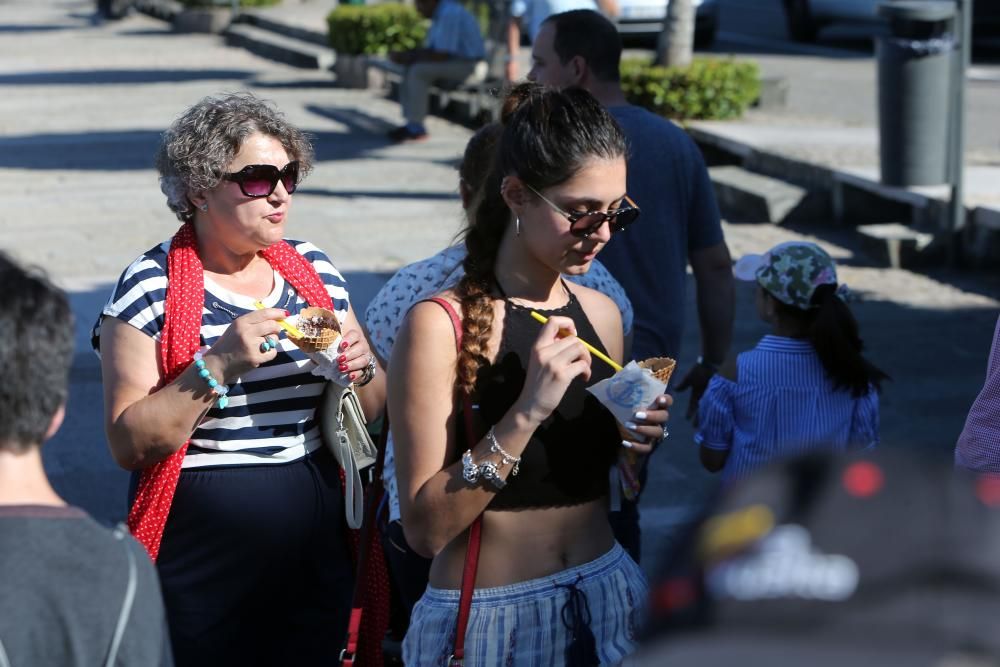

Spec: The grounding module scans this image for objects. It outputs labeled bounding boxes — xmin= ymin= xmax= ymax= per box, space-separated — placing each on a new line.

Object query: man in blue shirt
xmin=528 ymin=9 xmax=735 ymax=561
xmin=505 ymin=0 xmax=618 ymax=80
xmin=388 ymin=0 xmax=486 ymax=142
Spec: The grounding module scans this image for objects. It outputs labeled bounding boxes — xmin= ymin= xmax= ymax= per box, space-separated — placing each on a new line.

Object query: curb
xmin=688 ymin=123 xmax=1000 ymax=268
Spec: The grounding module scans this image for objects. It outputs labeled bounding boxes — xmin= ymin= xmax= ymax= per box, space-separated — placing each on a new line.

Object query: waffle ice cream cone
xmin=288 ymin=307 xmax=341 ymax=354
xmin=638 ymin=357 xmax=676 ymax=385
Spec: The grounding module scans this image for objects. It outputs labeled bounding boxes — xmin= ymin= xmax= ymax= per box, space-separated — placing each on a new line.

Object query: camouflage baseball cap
xmin=733 ymin=242 xmax=838 ymax=310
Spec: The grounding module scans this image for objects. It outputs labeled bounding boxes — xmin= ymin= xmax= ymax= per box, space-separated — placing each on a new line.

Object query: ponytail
xmin=805 ymin=284 xmax=889 ymax=397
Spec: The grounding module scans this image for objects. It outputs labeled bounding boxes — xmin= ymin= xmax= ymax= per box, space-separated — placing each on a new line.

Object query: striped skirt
xmin=403 ymin=542 xmax=648 ymax=666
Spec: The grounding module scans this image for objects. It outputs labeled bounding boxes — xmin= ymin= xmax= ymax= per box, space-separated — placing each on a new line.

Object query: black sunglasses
xmin=526 ymin=184 xmax=640 ymax=238
xmin=223 ymin=161 xmax=300 ymax=198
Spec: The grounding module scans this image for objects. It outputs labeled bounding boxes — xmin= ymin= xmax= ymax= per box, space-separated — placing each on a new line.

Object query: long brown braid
xmin=453 ymin=82 xmax=626 ymax=394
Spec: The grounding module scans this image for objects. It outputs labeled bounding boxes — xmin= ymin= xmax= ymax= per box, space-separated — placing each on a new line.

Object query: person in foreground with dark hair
xmin=0 ymin=253 xmax=172 ymax=666
xmin=697 ymin=242 xmax=888 ymax=480
xmin=390 ymin=82 xmax=671 ymax=664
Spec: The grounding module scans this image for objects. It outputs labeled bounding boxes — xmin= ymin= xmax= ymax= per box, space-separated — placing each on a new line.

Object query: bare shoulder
xmin=565 ymin=281 xmax=621 ymax=328
xmin=564 ymin=280 xmax=623 ymax=361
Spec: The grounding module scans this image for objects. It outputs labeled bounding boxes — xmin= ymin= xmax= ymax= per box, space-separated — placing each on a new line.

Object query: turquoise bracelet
xmin=193 ymin=351 xmax=229 ymax=409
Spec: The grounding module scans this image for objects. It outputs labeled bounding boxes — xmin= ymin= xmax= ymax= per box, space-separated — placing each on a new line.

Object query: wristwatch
xmin=696 ymin=355 xmax=720 ymax=373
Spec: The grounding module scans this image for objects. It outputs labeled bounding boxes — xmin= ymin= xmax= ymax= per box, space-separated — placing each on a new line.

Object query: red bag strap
xmin=340 ymin=407 xmax=391 ymax=667
xmin=425 ymin=297 xmax=481 ymax=667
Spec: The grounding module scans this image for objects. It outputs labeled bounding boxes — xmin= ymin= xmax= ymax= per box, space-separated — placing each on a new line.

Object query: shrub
xmin=620 ymin=57 xmax=761 ymax=121
xmin=327 ymin=4 xmax=428 ymax=56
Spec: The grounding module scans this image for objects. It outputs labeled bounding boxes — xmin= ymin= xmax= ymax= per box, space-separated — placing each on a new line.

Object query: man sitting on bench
xmin=387 ymin=0 xmax=486 ymax=142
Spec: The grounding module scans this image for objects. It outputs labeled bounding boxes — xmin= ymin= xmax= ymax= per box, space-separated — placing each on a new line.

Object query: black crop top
xmin=471 ymin=288 xmax=621 ymax=510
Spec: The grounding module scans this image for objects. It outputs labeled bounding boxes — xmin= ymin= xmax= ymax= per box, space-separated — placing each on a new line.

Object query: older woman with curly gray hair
xmin=93 ymin=92 xmax=384 ymax=666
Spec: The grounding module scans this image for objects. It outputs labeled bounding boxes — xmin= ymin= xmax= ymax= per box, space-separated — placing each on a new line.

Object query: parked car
xmin=782 ymin=0 xmax=1000 ymax=43
xmin=615 ymin=0 xmax=719 ymax=48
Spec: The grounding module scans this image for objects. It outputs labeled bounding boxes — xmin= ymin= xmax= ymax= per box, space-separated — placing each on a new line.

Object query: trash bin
xmin=876 ymin=1 xmax=956 ymax=187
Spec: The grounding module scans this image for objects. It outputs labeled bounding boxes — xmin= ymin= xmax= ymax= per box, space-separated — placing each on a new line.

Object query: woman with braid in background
xmin=389 ymin=82 xmax=671 ymax=665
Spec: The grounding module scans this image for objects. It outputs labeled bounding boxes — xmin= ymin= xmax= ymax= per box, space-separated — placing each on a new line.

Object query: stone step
xmin=224 ymin=23 xmax=334 ymax=70
xmin=237 ymin=11 xmax=330 ymax=48
xmin=709 ymin=164 xmax=822 ymax=224
xmin=856 ymin=223 xmax=937 ymax=269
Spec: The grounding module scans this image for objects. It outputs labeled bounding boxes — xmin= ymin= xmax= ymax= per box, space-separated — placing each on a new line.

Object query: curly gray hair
xmin=155 ymin=92 xmax=314 ymax=222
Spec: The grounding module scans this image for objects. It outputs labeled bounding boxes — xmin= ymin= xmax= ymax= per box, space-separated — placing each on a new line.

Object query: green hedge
xmin=327 ymin=4 xmax=428 ymax=56
xmin=620 ymin=57 xmax=761 ymax=121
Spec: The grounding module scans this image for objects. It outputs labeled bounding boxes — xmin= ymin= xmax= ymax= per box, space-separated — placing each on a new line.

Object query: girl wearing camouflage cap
xmin=697 ymin=241 xmax=888 ymax=481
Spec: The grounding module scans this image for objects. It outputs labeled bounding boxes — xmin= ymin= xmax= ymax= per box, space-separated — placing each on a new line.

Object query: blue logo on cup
xmin=607 ymin=376 xmax=644 ymax=409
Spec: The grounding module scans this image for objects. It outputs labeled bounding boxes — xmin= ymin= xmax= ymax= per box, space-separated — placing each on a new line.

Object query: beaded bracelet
xmin=460 ymin=449 xmax=507 ymax=490
xmin=193 ymin=351 xmax=229 ymax=410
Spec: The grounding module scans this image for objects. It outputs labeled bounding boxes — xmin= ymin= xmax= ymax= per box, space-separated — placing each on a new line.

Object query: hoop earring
xmin=515 ymin=216 xmax=521 ymax=237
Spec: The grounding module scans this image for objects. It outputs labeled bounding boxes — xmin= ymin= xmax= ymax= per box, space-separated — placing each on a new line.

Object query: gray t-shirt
xmin=0 ymin=505 xmax=172 ymax=667
xmin=601 ymin=105 xmax=724 ymax=362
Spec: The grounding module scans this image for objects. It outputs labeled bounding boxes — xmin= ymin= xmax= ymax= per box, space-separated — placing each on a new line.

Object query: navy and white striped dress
xmin=696 ymin=335 xmax=880 ymax=482
xmin=92 ymin=238 xmax=350 ymax=469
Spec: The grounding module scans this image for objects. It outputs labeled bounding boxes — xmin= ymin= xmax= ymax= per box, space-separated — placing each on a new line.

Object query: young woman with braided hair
xmin=94 ymin=93 xmax=386 ymax=665
xmin=389 ymin=82 xmax=672 ymax=665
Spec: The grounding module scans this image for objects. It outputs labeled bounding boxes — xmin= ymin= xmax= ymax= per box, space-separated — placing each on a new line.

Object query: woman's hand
xmin=204 ymin=308 xmax=285 ymax=382
xmin=620 ymin=393 xmax=673 ymax=455
xmin=515 ymin=316 xmax=593 ymax=425
xmin=336 ymin=328 xmax=376 ymax=383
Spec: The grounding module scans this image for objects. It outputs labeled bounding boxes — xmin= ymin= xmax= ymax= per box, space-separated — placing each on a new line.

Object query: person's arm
xmin=695 ymin=372 xmax=736 ymax=473
xmin=676 ymin=241 xmax=735 ymax=421
xmin=506 ymin=17 xmax=521 ymax=81
xmin=391 ymin=304 xmax=594 ymax=557
xmin=101 ymin=309 xmax=285 ymax=471
xmin=597 ymin=0 xmax=619 ymax=17
xmin=340 ymin=304 xmax=386 ymax=419
xmin=700 ymin=446 xmax=728 ymax=472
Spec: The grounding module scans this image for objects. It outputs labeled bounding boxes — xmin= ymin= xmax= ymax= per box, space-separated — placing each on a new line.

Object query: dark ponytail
xmin=453 ymin=82 xmax=626 ymax=393
xmin=777 ymin=285 xmax=889 ymax=397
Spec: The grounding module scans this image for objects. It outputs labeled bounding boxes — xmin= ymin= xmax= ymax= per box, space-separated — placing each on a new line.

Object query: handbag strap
xmin=425 ymin=297 xmax=481 ymax=667
xmin=340 ymin=404 xmax=391 ymax=666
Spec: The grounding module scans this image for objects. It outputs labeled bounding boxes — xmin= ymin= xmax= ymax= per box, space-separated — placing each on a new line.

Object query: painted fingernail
xmin=338 ymin=355 xmax=347 ymax=363
xmin=625 ymin=421 xmax=638 ymax=431
xmin=657 ymin=395 xmax=669 ymax=405
xmin=350 ymin=372 xmax=357 ymax=380
xmin=621 ymin=440 xmax=633 ymax=449
xmin=340 ymin=341 xmax=349 ymax=351
xmin=339 ymin=365 xmax=348 ymax=372
xmin=633 ymin=411 xmax=647 ymax=420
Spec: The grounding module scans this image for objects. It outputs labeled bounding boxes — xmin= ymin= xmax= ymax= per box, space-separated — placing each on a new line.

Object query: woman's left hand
xmin=335 ymin=328 xmax=375 ymax=382
xmin=620 ymin=393 xmax=673 ymax=455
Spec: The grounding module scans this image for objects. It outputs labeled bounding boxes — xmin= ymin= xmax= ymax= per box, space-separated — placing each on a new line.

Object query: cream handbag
xmin=320 ymin=382 xmax=377 ymax=529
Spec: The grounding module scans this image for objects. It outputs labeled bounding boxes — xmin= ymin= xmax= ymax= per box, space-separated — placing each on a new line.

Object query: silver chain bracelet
xmin=486 ymin=427 xmax=520 ymax=476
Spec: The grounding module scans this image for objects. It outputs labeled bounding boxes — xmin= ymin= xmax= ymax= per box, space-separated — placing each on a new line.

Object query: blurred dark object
xmin=96 ymin=0 xmax=134 ymax=19
xmin=633 ymin=450 xmax=1000 ymax=666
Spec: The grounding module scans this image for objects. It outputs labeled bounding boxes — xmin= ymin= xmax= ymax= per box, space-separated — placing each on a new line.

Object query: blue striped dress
xmin=696 ymin=335 xmax=880 ymax=482
xmin=91 ymin=238 xmax=350 ymax=469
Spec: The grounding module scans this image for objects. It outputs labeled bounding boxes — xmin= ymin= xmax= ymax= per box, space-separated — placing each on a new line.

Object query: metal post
xmin=947 ymin=0 xmax=972 ymax=265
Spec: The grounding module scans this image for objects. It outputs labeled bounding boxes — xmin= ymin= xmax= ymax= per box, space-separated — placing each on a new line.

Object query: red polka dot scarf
xmin=127 ymin=222 xmax=335 ymax=558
